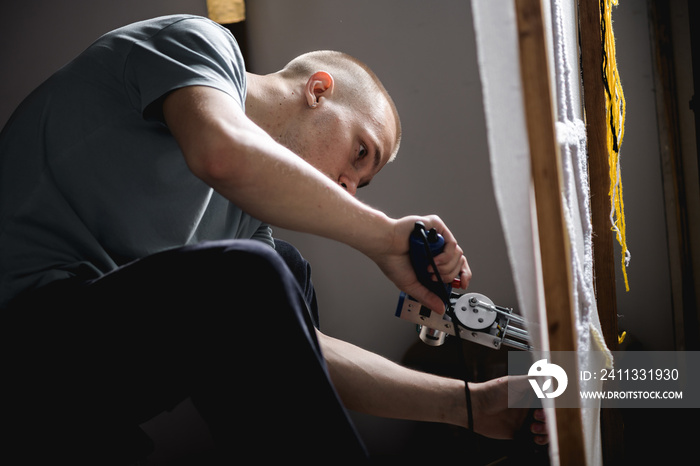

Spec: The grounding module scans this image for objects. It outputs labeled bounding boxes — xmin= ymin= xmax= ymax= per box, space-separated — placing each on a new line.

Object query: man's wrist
xmin=345 ymin=209 xmax=396 ymax=258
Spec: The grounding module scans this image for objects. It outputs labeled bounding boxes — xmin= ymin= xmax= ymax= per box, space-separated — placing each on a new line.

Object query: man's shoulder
xmin=124 ymin=14 xmax=231 ymax=38
xmin=98 ymin=14 xmax=233 ymax=49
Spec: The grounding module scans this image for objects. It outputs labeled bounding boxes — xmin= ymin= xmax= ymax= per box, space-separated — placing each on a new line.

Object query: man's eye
xmin=358 ymin=144 xmax=368 ymax=159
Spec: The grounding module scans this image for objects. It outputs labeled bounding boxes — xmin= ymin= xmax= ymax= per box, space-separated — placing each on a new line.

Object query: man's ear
xmin=305 ymin=71 xmax=334 ymax=108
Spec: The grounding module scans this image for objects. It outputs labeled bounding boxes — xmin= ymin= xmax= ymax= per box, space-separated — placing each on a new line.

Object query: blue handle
xmin=408 ymin=222 xmax=452 ymax=304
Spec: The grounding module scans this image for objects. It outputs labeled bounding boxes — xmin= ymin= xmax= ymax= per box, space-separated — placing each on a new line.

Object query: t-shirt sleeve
xmin=251 ymin=224 xmax=275 ymax=249
xmin=123 ymin=17 xmax=246 ymax=122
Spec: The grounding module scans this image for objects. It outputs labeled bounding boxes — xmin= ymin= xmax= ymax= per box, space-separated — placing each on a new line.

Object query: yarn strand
xmin=601 ymin=0 xmax=630 ymax=291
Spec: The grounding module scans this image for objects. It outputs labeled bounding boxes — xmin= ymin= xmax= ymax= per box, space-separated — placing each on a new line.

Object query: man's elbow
xmin=184 ymin=142 xmax=235 ymax=185
xmin=181 ymin=129 xmax=256 ymax=190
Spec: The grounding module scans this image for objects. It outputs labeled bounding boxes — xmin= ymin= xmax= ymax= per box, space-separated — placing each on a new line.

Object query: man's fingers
xmin=408 ymin=283 xmax=448 ymax=315
xmin=430 ymin=248 xmax=471 ymax=289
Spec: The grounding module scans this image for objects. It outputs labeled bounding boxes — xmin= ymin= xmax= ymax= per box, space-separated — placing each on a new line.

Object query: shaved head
xmin=281 ymin=51 xmax=401 ymax=161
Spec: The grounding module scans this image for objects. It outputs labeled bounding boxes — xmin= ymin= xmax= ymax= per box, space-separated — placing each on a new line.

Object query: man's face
xmin=278 ymin=94 xmax=397 ymax=195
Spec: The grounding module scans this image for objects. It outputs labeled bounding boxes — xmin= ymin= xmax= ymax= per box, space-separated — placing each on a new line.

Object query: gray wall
xmin=246 ymin=0 xmax=513 ymax=361
xmin=1 ymin=0 xmax=692 ymax=458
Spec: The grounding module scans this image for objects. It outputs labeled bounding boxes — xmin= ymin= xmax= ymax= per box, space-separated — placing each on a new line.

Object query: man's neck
xmin=245 ymin=72 xmax=298 ymax=136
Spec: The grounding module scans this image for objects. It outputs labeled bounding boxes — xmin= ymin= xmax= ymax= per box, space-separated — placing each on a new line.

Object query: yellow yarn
xmin=618 ymin=330 xmax=627 ymax=345
xmin=602 ymin=0 xmax=630 ymax=291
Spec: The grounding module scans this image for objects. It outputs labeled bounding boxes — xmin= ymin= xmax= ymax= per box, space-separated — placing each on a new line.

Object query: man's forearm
xmin=317 ymin=330 xmax=469 ymax=429
xmin=164 ymin=85 xmax=394 ymax=256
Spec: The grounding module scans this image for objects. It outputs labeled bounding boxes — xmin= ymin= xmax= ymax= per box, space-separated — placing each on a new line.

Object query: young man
xmin=0 ymin=15 xmax=545 ymax=463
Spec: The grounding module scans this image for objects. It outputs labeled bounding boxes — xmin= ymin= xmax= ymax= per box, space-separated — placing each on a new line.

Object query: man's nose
xmin=338 ymin=175 xmax=358 ymax=196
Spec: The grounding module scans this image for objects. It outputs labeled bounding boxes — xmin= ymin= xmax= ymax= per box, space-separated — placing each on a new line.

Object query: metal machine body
xmin=402 ymin=221 xmax=532 ymax=351
xmin=395 ymin=291 xmax=533 ymax=351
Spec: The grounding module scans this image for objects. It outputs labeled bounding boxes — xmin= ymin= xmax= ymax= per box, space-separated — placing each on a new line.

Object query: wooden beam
xmin=578 ymin=0 xmax=620 ymax=355
xmin=514 ymin=0 xmax=586 ymax=464
xmin=578 ymin=0 xmax=625 ymax=463
xmin=648 ymin=0 xmax=700 ymax=351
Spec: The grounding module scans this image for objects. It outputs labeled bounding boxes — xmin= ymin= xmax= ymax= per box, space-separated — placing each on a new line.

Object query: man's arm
xmin=163 ymin=85 xmax=469 ymax=313
xmin=164 ymin=86 xmax=387 ymax=249
xmin=317 ymin=330 xmax=548 ymax=442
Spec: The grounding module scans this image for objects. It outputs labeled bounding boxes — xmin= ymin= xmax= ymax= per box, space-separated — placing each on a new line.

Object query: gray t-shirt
xmin=0 ymin=15 xmax=273 ymax=308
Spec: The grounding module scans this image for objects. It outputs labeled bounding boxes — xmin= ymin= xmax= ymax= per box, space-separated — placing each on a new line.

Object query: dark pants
xmin=2 ymin=239 xmax=367 ymax=464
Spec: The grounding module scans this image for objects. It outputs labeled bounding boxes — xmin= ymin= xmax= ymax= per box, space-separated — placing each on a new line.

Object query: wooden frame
xmin=513 ymin=0 xmax=633 ymax=463
xmin=514 ymin=0 xmax=586 ymax=464
xmin=578 ymin=0 xmax=626 ymax=463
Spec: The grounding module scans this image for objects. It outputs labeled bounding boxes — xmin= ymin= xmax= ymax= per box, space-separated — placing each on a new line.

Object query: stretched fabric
xmin=470 ymin=0 xmax=612 ymax=464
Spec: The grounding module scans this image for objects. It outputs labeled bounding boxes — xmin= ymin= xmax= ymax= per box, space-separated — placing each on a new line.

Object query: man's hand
xmin=470 ymin=376 xmax=549 ymax=445
xmin=367 ymin=215 xmax=471 ymax=314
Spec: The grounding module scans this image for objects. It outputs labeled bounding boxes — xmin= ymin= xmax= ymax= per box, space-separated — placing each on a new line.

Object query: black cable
xmin=418 ymin=229 xmax=473 ymax=431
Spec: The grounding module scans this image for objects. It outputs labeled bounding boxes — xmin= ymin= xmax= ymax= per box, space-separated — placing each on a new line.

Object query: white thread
xmin=550 ymin=0 xmax=598 ymax=352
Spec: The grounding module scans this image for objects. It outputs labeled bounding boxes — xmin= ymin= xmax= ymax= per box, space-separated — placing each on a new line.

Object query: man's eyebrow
xmin=373 ymin=146 xmax=382 ymax=169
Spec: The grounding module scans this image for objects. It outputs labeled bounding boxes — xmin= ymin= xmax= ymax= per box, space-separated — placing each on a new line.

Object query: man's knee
xmin=216 ymin=239 xmax=291 ymax=285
